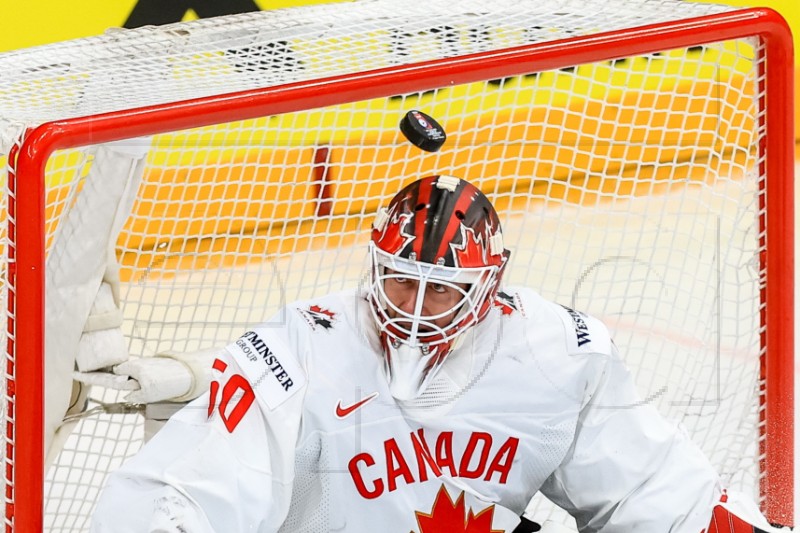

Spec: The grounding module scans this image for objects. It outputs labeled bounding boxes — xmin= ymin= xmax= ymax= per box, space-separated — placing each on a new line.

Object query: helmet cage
xmin=368 ymin=243 xmax=500 ymax=350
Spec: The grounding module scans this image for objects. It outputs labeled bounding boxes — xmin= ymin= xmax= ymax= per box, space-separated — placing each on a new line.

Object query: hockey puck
xmin=399 ymin=110 xmax=446 ymax=152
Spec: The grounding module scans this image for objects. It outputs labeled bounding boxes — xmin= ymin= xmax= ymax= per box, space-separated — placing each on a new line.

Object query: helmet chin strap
xmin=385 ymin=343 xmax=427 ymax=401
xmin=383 ymin=332 xmax=470 ymax=401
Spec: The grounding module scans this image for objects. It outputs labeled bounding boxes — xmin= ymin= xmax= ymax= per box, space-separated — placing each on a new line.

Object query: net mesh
xmin=0 ymin=0 xmax=782 ymax=530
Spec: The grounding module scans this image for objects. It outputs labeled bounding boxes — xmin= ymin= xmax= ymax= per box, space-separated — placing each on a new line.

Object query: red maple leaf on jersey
xmin=413 ymin=485 xmax=503 ymax=533
xmin=304 ymin=305 xmax=336 ymax=330
xmin=309 ymin=305 xmax=335 ymax=318
xmin=493 ymin=291 xmax=518 ymax=316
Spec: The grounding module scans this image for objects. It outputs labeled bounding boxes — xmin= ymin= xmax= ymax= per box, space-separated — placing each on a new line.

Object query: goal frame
xmin=6 ymin=7 xmax=794 ymax=530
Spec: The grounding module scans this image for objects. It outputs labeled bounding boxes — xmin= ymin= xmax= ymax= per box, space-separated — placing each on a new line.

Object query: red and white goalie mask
xmin=368 ymin=175 xmax=510 ymax=400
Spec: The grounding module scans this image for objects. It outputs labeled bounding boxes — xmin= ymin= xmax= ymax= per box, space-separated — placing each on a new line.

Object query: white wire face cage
xmin=367 ymin=243 xmax=502 ymax=399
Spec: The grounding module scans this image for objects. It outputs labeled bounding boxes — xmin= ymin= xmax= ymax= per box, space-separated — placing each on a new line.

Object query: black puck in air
xmin=399 ymin=110 xmax=446 ymax=152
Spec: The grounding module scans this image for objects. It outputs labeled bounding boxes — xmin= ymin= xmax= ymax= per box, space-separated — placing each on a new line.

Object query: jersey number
xmin=208 ymin=358 xmax=255 ymax=433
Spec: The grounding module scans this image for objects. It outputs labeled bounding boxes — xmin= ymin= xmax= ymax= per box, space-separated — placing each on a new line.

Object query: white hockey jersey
xmin=91 ymin=287 xmax=726 ymax=532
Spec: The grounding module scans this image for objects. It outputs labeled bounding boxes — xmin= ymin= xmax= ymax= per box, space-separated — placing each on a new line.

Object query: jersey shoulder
xmin=280 ymin=289 xmax=379 ymax=370
xmin=289 ymin=290 xmax=365 ymax=336
xmin=240 ymin=289 xmax=366 ymax=342
xmin=499 ymin=286 xmax=613 ymax=356
xmin=221 ymin=290 xmax=367 ymax=410
xmin=222 ymin=321 xmax=308 ymax=412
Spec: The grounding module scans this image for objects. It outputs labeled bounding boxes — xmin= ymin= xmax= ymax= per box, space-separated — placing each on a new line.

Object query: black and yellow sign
xmin=0 ymin=0 xmax=347 ymax=52
xmin=2 ymin=0 xmax=799 ymax=55
xmin=2 ymin=0 xmax=798 ymax=55
xmin=124 ymin=0 xmax=259 ymax=28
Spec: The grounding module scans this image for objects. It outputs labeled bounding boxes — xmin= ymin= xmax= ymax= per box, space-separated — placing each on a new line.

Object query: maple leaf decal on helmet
xmin=413 ymin=485 xmax=504 ymax=533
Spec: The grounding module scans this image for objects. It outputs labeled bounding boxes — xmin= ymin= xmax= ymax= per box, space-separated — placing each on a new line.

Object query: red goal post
xmin=3 ymin=3 xmax=795 ymax=531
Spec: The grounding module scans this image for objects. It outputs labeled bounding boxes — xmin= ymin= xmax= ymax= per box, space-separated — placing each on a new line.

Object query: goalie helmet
xmin=368 ymin=175 xmax=510 ymax=400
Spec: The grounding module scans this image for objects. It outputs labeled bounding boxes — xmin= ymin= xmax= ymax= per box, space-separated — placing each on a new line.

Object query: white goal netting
xmin=0 ymin=0 xmax=793 ymax=530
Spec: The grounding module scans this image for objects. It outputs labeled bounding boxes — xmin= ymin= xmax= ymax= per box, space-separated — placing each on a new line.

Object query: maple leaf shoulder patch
xmin=297 ymin=304 xmax=337 ymax=331
xmin=494 ymin=290 xmax=523 ymax=317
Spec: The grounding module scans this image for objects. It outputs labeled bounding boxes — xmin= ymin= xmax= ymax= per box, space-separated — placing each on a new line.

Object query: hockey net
xmin=0 ymin=0 xmax=794 ymax=530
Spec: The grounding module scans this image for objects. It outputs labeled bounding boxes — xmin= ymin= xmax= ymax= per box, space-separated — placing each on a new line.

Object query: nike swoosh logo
xmin=335 ymin=392 xmax=379 ymax=419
